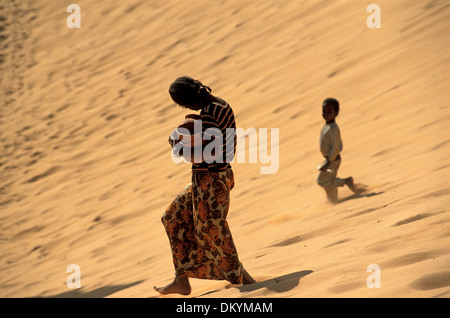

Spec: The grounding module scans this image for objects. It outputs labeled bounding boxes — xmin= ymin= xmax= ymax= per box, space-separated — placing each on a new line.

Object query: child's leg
xmin=317 ymin=160 xmax=345 ymax=187
xmin=317 ymin=159 xmax=345 ymax=202
xmin=325 ymin=188 xmax=338 ymax=203
xmin=331 ymin=159 xmax=366 ymax=194
xmin=327 ymin=160 xmax=346 ymax=188
xmin=344 ymin=176 xmax=367 ymax=194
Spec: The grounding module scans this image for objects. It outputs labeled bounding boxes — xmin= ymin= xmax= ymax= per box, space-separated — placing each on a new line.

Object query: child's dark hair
xmin=169 ymin=76 xmax=212 ymax=107
xmin=322 ymin=98 xmax=339 ymax=112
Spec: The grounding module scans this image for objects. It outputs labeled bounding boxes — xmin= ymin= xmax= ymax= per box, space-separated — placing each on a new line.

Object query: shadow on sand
xmin=198 ymin=270 xmax=313 ymax=297
xmin=237 ymin=270 xmax=313 ymax=294
xmin=33 ymin=280 xmax=145 ymax=298
xmin=338 ymin=191 xmax=384 ymax=204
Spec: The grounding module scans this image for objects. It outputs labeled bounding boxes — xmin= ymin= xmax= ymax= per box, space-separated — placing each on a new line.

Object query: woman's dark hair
xmin=169 ymin=76 xmax=211 ymax=107
xmin=322 ymin=97 xmax=339 ymax=112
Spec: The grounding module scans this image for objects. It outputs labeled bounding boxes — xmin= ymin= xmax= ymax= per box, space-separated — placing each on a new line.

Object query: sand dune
xmin=0 ymin=0 xmax=449 ymax=298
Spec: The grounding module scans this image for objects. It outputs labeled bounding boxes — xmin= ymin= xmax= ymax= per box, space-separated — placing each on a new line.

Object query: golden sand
xmin=0 ymin=0 xmax=449 ymax=298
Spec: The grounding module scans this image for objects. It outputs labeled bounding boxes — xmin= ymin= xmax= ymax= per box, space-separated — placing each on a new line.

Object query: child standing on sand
xmin=154 ymin=76 xmax=255 ymax=296
xmin=317 ymin=98 xmax=365 ymax=203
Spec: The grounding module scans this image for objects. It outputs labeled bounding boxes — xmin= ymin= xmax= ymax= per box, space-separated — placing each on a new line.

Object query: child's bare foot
xmin=243 ymin=268 xmax=256 ymax=285
xmin=345 ymin=177 xmax=367 ymax=194
xmin=154 ymin=275 xmax=191 ymax=295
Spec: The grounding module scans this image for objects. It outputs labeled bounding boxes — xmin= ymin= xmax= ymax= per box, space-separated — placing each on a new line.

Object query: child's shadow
xmin=338 ymin=191 xmax=384 ymax=203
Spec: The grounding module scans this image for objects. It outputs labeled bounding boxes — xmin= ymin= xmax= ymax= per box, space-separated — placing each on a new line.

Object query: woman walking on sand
xmin=154 ymin=76 xmax=255 ymax=295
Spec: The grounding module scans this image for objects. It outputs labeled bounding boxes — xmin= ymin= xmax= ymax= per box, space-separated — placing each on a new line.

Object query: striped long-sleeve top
xmin=192 ymin=102 xmax=236 ymax=172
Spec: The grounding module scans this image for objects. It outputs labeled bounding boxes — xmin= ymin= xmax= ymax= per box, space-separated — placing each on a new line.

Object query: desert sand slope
xmin=0 ymin=0 xmax=449 ymax=298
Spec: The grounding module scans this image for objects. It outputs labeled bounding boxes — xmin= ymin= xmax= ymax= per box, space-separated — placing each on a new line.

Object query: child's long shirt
xmin=320 ymin=122 xmax=343 ymax=161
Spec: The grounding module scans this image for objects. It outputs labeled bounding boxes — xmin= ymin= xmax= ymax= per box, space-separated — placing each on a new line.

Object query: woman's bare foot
xmin=155 ymin=269 xmax=255 ymax=295
xmin=154 ymin=275 xmax=191 ymax=295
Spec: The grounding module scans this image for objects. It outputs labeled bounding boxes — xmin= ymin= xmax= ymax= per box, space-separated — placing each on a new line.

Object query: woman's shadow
xmin=237 ymin=270 xmax=313 ymax=294
xmin=200 ymin=270 xmax=314 ymax=296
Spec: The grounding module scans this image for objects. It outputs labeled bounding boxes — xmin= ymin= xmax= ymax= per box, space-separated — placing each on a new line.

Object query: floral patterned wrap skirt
xmin=161 ymin=170 xmax=243 ymax=284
